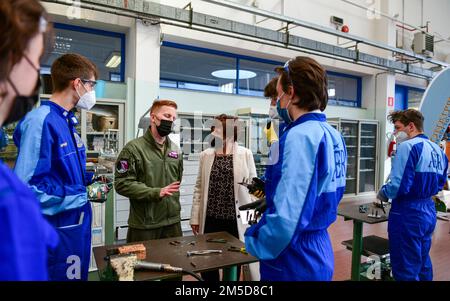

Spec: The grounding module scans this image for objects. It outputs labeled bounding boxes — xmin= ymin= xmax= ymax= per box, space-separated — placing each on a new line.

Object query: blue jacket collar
xmin=414 ymin=133 xmax=429 ymax=140
xmin=41 ymin=100 xmax=69 ymax=116
xmin=286 ymin=112 xmax=327 ymax=130
xmin=41 ymin=101 xmax=78 ymax=125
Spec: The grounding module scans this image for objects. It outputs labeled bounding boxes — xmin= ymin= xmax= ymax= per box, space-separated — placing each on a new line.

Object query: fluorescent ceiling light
xmin=212 ymin=69 xmax=257 ymax=79
xmin=105 ymin=52 xmax=121 ymax=68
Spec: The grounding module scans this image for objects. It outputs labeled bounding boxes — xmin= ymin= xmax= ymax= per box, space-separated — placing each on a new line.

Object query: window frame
xmin=395 ymin=84 xmax=426 ymax=110
xmin=160 ymin=41 xmax=362 ymax=107
xmin=49 ymin=22 xmax=126 ymax=82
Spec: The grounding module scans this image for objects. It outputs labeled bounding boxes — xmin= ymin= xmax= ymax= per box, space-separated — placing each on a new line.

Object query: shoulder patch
xmin=116 ymin=160 xmax=129 ymax=174
xmin=168 ymin=151 xmax=179 ymax=159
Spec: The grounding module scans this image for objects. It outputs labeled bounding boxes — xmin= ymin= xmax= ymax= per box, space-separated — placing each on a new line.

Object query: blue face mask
xmin=0 ymin=127 xmax=8 ymax=151
xmin=276 ymin=93 xmax=292 ymax=124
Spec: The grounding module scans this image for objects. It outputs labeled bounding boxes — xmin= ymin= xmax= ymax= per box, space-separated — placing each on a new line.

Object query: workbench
xmin=93 ymin=231 xmax=258 ymax=281
xmin=338 ymin=199 xmax=391 ymax=281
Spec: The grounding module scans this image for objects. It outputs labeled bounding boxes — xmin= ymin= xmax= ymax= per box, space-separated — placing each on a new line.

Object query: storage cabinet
xmin=236 ymin=113 xmax=273 ymax=178
xmin=329 ymin=118 xmax=379 ymax=195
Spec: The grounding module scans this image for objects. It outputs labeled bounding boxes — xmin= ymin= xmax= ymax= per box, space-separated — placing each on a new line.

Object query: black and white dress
xmin=204 ymin=154 xmax=238 ymax=237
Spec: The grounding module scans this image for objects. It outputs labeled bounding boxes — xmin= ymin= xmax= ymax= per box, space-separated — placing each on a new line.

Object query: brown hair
xmin=275 ymin=56 xmax=328 ymax=111
xmin=388 ymin=109 xmax=424 ymax=131
xmin=51 ymin=53 xmax=99 ymax=92
xmin=264 ymin=77 xmax=278 ymax=99
xmin=0 ymin=0 xmax=48 ymax=81
xmin=211 ymin=114 xmax=238 ymax=142
xmin=150 ymin=99 xmax=178 ymax=113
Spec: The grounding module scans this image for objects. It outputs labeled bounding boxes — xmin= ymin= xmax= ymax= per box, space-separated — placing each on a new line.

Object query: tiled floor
xmin=184 ymin=208 xmax=450 ymax=281
xmin=330 ymin=214 xmax=450 ymax=281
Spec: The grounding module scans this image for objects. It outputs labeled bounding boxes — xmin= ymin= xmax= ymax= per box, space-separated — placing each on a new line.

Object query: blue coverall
xmin=245 ymin=112 xmax=347 ymax=280
xmin=14 ymin=101 xmax=94 ymax=281
xmin=0 ymin=160 xmax=58 ymax=280
xmin=379 ymin=134 xmax=448 ymax=281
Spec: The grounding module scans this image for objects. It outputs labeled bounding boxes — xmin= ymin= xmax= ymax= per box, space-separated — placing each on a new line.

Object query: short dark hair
xmin=51 ymin=53 xmax=98 ymax=92
xmin=275 ymin=56 xmax=328 ymax=111
xmin=150 ymin=99 xmax=178 ymax=113
xmin=264 ymin=77 xmax=278 ymax=99
xmin=388 ymin=109 xmax=424 ymax=131
xmin=211 ymin=114 xmax=238 ymax=142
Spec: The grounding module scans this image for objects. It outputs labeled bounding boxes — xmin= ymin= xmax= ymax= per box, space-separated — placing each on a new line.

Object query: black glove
xmin=247 ymin=177 xmax=265 ymax=199
xmin=239 ymin=198 xmax=267 ymax=215
xmin=376 ymin=189 xmax=388 ymax=204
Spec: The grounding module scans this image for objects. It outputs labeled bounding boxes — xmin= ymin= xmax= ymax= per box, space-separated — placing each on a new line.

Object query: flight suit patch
xmin=116 ymin=160 xmax=129 ymax=174
xmin=168 ymin=151 xmax=179 ymax=159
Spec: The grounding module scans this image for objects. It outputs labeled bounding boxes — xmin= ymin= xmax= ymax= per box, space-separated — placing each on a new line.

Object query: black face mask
xmin=156 ymin=118 xmax=173 ymax=137
xmin=4 ymin=76 xmax=40 ymax=125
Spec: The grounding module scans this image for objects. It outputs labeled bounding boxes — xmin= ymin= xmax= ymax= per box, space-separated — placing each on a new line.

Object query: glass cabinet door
xmin=340 ymin=121 xmax=358 ymax=194
xmin=359 ymin=123 xmax=377 ymax=193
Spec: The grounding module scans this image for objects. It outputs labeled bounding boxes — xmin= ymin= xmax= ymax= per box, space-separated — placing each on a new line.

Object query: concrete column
xmin=374 ymin=72 xmax=396 ymax=188
xmin=130 ymin=20 xmax=161 ymax=137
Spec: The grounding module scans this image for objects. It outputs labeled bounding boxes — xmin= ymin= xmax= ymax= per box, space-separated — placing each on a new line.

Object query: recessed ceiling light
xmin=212 ymin=69 xmax=257 ymax=79
xmin=105 ymin=52 xmax=121 ymax=68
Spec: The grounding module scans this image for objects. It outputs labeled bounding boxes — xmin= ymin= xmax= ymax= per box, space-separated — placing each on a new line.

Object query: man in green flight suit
xmin=115 ymin=100 xmax=183 ymax=242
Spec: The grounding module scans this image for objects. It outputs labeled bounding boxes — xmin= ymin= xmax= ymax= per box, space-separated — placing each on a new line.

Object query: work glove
xmin=247 ymin=177 xmax=266 ymax=199
xmin=376 ymin=189 xmax=388 ymax=204
xmin=239 ymin=198 xmax=267 ymax=225
xmin=93 ymin=175 xmax=112 ymax=184
xmin=88 ymin=175 xmax=114 ymax=202
xmin=239 ymin=198 xmax=267 ymax=215
xmin=263 ymin=120 xmax=278 ymax=145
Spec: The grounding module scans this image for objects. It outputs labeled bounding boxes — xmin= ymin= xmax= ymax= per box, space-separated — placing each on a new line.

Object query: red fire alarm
xmin=341 ymin=25 xmax=349 ymax=33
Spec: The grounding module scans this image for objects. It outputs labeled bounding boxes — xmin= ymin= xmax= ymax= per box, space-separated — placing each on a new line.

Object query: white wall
xmin=391 ymin=0 xmax=450 ymax=61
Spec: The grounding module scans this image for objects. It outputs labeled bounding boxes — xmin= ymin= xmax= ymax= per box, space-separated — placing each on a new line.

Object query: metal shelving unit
xmin=328 ymin=118 xmax=379 ymax=196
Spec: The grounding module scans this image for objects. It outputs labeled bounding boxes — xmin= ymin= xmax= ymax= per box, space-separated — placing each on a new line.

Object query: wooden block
xmin=118 ymin=244 xmax=146 ymax=260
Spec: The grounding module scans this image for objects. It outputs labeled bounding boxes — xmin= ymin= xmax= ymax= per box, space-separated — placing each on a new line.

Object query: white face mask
xmin=269 ymin=105 xmax=278 ymax=119
xmin=395 ymin=131 xmax=409 ymax=144
xmin=76 ymin=85 xmax=96 ymax=110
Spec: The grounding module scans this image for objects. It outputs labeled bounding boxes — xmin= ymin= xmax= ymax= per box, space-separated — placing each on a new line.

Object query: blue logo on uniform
xmin=429 ymin=150 xmax=443 ymax=171
xmin=333 ymin=145 xmax=346 ymax=182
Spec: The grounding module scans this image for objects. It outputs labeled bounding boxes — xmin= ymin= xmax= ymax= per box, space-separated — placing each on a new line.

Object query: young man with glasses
xmin=14 ymin=53 xmax=99 ymax=281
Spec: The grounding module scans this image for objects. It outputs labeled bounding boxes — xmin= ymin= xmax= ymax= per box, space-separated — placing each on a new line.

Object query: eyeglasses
xmin=70 ymin=78 xmax=97 ymax=88
xmin=283 ymin=59 xmax=293 ymax=83
xmin=80 ymin=79 xmax=97 ymax=88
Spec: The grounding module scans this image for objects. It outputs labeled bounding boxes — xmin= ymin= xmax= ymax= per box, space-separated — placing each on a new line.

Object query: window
xmin=327 ymin=72 xmax=361 ymax=107
xmin=160 ymin=44 xmax=237 ymax=94
xmin=407 ymin=89 xmax=424 ymax=109
xmin=238 ymin=59 xmax=279 ymax=97
xmin=395 ymin=85 xmax=425 ymax=110
xmin=160 ymin=42 xmax=362 ymax=107
xmin=41 ymin=23 xmax=125 ymax=82
xmin=160 ymin=42 xmax=279 ymax=96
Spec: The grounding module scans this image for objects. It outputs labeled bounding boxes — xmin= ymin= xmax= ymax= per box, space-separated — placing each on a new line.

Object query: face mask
xmin=395 ymin=131 xmax=409 ymax=144
xmin=4 ymin=77 xmax=40 ymax=126
xmin=276 ymin=93 xmax=292 ymax=124
xmin=76 ymin=82 xmax=96 ymax=110
xmin=0 ymin=127 xmax=8 ymax=150
xmin=155 ymin=118 xmax=173 ymax=137
xmin=269 ymin=105 xmax=278 ymax=119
